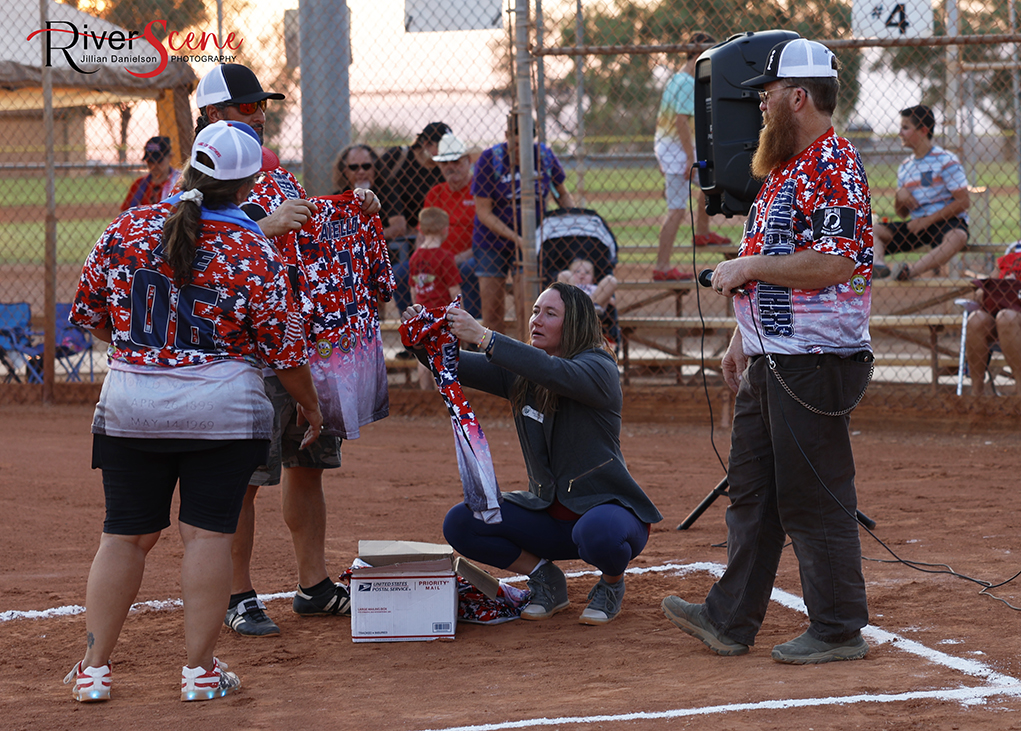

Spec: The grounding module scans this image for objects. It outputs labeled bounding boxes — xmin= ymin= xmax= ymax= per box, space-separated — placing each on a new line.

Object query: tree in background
xmin=102 ymin=0 xmax=210 ymax=38
xmin=93 ymin=0 xmax=211 ymax=164
xmin=879 ymin=0 xmax=1016 ymax=142
xmin=493 ymin=0 xmax=862 ymax=153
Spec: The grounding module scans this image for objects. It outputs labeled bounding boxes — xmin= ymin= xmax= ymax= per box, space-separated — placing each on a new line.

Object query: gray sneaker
xmin=521 ymin=562 xmax=570 ymax=620
xmin=225 ymin=597 xmax=281 ymax=637
xmin=771 ymin=630 xmax=869 ymax=665
xmin=579 ymin=577 xmax=625 ymax=625
xmin=661 ymin=596 xmax=749 ymax=656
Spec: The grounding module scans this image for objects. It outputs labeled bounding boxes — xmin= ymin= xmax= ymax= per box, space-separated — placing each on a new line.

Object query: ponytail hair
xmin=162 ymin=151 xmax=256 ymax=284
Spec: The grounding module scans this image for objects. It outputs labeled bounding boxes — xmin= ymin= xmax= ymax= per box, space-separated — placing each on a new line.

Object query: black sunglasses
xmin=346 ymin=162 xmax=373 ymax=171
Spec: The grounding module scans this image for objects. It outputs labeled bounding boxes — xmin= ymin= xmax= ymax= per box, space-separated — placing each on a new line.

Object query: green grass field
xmin=1 ymin=219 xmax=109 ymax=267
xmin=0 ymin=160 xmax=1017 ymax=267
xmin=0 ymin=174 xmax=135 ymax=208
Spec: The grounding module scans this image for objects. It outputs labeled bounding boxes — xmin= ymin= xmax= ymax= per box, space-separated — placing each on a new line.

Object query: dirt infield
xmin=3 ymin=403 xmax=1021 ymax=730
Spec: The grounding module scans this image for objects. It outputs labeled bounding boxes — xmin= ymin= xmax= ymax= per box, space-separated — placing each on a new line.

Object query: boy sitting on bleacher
xmin=873 ymin=105 xmax=970 ymax=281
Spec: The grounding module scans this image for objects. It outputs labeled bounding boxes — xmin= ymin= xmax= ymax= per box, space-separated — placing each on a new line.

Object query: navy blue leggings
xmin=442 ymin=501 xmax=649 ymax=576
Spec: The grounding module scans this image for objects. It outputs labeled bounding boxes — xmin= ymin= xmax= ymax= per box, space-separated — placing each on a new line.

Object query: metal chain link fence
xmin=3 ymin=0 xmax=1020 ymax=416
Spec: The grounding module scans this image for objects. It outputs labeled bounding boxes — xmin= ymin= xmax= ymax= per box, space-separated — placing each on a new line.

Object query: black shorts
xmin=882 ymin=217 xmax=969 ymax=254
xmin=93 ymin=435 xmax=269 ymax=535
xmin=248 ymin=374 xmax=342 ymax=487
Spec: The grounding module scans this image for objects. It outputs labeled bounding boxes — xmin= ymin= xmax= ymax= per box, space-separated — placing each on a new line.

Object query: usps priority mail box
xmin=350 ymin=566 xmax=457 ymax=642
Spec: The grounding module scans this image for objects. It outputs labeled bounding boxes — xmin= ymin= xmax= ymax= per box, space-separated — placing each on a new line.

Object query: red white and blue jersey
xmin=289 ymin=192 xmax=395 ymax=438
xmin=247 ymin=166 xmax=306 ymax=211
xmin=170 ymin=164 xmax=306 ymax=272
xmin=400 ymin=299 xmax=502 ymax=524
xmin=71 ymin=197 xmax=305 ymax=370
xmin=735 ymin=129 xmax=873 ymax=357
xmin=243 ymin=166 xmax=306 ymax=269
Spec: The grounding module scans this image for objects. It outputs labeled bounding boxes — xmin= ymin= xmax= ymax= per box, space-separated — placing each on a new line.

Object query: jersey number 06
xmin=130 ymin=268 xmax=219 ymax=350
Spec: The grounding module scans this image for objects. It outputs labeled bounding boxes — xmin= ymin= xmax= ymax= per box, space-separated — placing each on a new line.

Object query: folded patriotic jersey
xmin=457 ymin=576 xmax=530 ymax=625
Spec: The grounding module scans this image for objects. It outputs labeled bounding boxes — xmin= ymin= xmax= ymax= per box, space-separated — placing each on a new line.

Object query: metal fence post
xmin=515 ymin=0 xmax=539 ymax=310
xmin=40 ymin=0 xmax=55 ymax=401
xmin=299 ymin=0 xmax=351 ymax=196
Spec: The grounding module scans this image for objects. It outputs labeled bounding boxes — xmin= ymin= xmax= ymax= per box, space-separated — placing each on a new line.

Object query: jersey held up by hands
xmin=290 ymin=192 xmax=395 ymax=438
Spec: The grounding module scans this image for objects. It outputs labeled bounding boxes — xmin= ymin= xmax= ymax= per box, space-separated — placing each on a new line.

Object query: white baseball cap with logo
xmin=742 ymin=38 xmax=838 ymax=89
xmin=190 ymin=121 xmax=262 ymax=180
xmin=432 ymin=132 xmax=468 ymax=162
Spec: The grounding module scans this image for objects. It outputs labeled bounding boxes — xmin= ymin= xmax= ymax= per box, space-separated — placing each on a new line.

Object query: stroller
xmin=536 ymin=207 xmax=620 ymax=349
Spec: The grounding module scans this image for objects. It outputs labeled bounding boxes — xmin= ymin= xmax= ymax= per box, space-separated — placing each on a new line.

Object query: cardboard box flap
xmin=358 ymin=539 xmax=453 ymax=567
xmin=454 ymin=556 xmax=501 ymax=600
xmin=353 ymin=559 xmax=453 ymax=575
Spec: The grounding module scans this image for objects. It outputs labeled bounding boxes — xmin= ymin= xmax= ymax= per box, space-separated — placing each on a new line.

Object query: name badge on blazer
xmin=522 ymin=405 xmax=544 ymax=423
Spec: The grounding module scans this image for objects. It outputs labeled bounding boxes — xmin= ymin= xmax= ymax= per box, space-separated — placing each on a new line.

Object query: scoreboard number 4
xmin=883 ymin=3 xmax=908 ymax=34
xmin=852 ymin=0 xmax=933 ymax=39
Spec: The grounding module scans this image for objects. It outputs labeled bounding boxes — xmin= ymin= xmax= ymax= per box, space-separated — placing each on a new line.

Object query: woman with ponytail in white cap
xmin=64 ymin=120 xmax=321 ymax=703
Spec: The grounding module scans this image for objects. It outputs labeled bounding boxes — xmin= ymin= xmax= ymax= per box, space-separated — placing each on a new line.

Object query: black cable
xmin=743 ymin=280 xmax=1021 ymax=610
xmin=682 ymin=154 xmax=1020 ymax=607
xmin=688 ymin=161 xmax=728 ymax=474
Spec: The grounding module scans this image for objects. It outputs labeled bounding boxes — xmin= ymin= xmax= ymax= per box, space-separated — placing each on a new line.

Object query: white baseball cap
xmin=195 ymin=63 xmax=285 ymax=109
xmin=743 ymin=38 xmax=838 ymax=89
xmin=190 ymin=121 xmax=262 ymax=180
xmin=432 ymin=133 xmax=468 ymax=162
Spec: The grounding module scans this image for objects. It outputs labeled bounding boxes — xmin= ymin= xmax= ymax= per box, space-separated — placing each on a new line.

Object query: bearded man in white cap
xmin=661 ymin=37 xmax=875 ymax=665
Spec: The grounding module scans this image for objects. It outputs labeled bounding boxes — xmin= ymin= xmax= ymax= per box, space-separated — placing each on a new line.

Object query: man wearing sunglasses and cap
xmin=661 ymin=38 xmax=874 ymax=666
xmin=390 ymin=132 xmax=480 ymax=318
xmin=195 ymin=63 xmax=315 ymax=238
xmin=377 ymin=121 xmax=452 ymax=265
xmin=193 ymin=63 xmax=380 ymax=639
xmin=120 ymin=136 xmax=180 ymax=211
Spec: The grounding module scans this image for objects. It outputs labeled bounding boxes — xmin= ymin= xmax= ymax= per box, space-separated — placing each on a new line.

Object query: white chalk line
xmin=413 ymin=685 xmax=1021 ymax=731
xmin=0 ymin=563 xmax=713 ymax=624
xmin=7 ymin=561 xmax=1019 ymax=727
xmin=0 ymin=591 xmax=294 ymax=624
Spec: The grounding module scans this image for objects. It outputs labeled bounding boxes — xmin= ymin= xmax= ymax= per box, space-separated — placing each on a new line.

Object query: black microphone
xmin=698 ymin=268 xmax=747 ymax=296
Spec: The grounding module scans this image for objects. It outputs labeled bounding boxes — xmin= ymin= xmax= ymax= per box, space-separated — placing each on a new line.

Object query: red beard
xmin=751 ymin=95 xmax=800 ymax=180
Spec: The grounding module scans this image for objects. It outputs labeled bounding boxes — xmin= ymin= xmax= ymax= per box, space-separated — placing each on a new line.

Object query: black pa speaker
xmin=694 ymin=29 xmax=800 ymax=217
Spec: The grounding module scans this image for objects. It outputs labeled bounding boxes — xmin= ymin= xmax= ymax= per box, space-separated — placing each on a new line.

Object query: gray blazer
xmin=459 ymin=334 xmax=662 ymax=525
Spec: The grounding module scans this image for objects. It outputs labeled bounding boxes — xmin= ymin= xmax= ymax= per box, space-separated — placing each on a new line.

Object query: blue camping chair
xmin=55 ymin=303 xmax=95 ymax=382
xmin=0 ymin=302 xmax=43 ymax=383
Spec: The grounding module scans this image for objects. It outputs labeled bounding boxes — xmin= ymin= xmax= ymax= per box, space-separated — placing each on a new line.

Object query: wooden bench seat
xmin=380 ymin=278 xmax=979 ymax=387
xmin=617 ymin=244 xmax=740 ymax=258
xmin=964 ymin=242 xmax=1008 ymax=254
xmin=617 ymin=313 xmax=963 ymax=387
xmin=612 ymin=273 xmax=976 ymax=317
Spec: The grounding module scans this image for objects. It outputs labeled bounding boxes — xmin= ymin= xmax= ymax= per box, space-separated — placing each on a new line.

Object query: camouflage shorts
xmin=249 ymin=374 xmax=342 ymax=487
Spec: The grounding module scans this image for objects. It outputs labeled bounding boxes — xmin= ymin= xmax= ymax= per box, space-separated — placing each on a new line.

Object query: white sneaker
xmin=63 ymin=661 xmax=111 ymax=702
xmin=181 ymin=657 xmax=241 ymax=702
